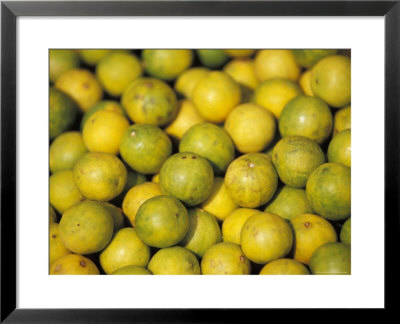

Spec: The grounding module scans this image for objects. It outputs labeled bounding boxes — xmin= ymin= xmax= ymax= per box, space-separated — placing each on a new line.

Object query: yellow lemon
xmin=292 ymin=49 xmax=338 ymax=68
xmin=49 ymin=223 xmax=71 ymax=267
xmin=221 ymin=208 xmax=260 ymax=244
xmin=223 ymin=49 xmax=256 ymax=58
xmin=174 ymin=67 xmax=209 ymax=99
xmin=298 ymin=69 xmax=314 ymax=96
xmin=192 ymin=71 xmax=241 ymax=123
xmin=77 ymin=49 xmax=111 ymax=66
xmin=200 ymin=177 xmax=238 ymax=222
xmin=50 ymin=254 xmax=99 ymax=275
xmin=333 ymin=105 xmax=351 ymax=135
xmin=259 ymin=258 xmax=310 ymax=275
xmin=254 ymin=49 xmax=301 ymax=82
xmin=327 ymin=129 xmax=351 ymax=167
xmin=49 ymin=49 xmax=80 ymax=83
xmin=223 ymin=58 xmax=259 ymax=90
xmin=151 ymin=173 xmax=160 ymax=183
xmin=224 ymin=103 xmax=276 ymax=153
xmin=83 ymin=109 xmax=130 ymax=155
xmin=80 ymin=100 xmax=125 ymax=130
xmin=253 ymin=78 xmax=302 ymax=118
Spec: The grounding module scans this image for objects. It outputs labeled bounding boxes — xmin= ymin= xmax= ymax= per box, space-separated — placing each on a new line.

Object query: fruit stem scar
xmin=304 ymin=222 xmax=311 ymax=228
xmin=80 ymin=261 xmax=86 ymax=267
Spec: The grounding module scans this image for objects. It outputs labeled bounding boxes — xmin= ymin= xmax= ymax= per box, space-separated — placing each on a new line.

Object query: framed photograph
xmin=1 ymin=0 xmax=398 ymax=321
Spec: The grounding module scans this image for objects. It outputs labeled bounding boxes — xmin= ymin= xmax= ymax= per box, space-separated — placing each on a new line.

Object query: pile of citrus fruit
xmin=49 ymin=49 xmax=351 ymax=275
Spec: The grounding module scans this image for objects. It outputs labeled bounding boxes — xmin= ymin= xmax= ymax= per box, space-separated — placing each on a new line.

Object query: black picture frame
xmin=1 ymin=0 xmax=399 ymax=322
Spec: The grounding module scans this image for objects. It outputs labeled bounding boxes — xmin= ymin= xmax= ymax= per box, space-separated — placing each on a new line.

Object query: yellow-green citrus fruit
xmin=121 ymin=77 xmax=178 ymax=126
xmin=224 ymin=103 xmax=276 ymax=153
xmin=221 ymin=208 xmax=260 ymax=244
xmin=99 ymin=227 xmax=151 ymax=274
xmin=111 ymin=265 xmax=152 ymax=275
xmin=340 ymin=217 xmax=351 ymax=245
xmin=254 ymin=50 xmax=301 ymax=82
xmin=223 ymin=59 xmax=259 ymax=90
xmin=179 ymin=122 xmax=235 ymax=175
xmin=83 ymin=109 xmax=130 ymax=155
xmin=49 ymin=49 xmax=80 ymax=83
xmin=120 ymin=124 xmax=172 ymax=174
xmin=174 ymin=67 xmax=210 ymax=99
xmin=111 ymin=168 xmax=147 ymax=206
xmin=223 ymin=49 xmax=256 ymax=58
xmin=159 ymin=152 xmax=214 ymax=206
xmin=80 ymin=100 xmax=125 ymax=130
xmin=259 ymin=258 xmax=310 ymax=275
xmin=55 ymin=68 xmax=103 ymax=112
xmin=333 ymin=105 xmax=351 ymax=135
xmin=253 ymin=78 xmax=302 ymax=119
xmin=148 ymin=246 xmax=200 ymax=275
xmin=306 ymin=162 xmax=351 ymax=221
xmin=77 ymin=49 xmax=111 ymax=66
xmin=122 ymin=182 xmax=163 ymax=227
xmin=272 ymin=136 xmax=325 ymax=188
xmin=310 ymin=55 xmax=351 ymax=108
xmin=196 ymin=49 xmax=229 ymax=68
xmin=49 ymin=87 xmax=78 ymax=140
xmin=264 ymin=185 xmax=313 ymax=221
xmin=49 ymin=223 xmax=71 ymax=266
xmin=224 ymin=153 xmax=278 ymax=208
xmin=200 ymin=177 xmax=238 ymax=222
xmin=192 ymin=71 xmax=241 ymax=123
xmin=309 ymin=242 xmax=351 ymax=275
xmin=292 ymin=49 xmax=338 ymax=68
xmin=49 ymin=170 xmax=84 ymax=214
xmin=96 ymin=50 xmax=142 ymax=97
xmin=164 ymin=99 xmax=206 ymax=142
xmin=49 ymin=205 xmax=57 ymax=223
xmin=290 ymin=213 xmax=337 ymax=265
xmin=49 ymin=131 xmax=88 ymax=173
xmin=240 ymin=212 xmax=293 ymax=264
xmin=99 ymin=202 xmax=125 ymax=233
xmin=201 ymin=242 xmax=251 ymax=275
xmin=135 ymin=195 xmax=189 ymax=248
xmin=50 ymin=254 xmax=99 ymax=275
xmin=180 ymin=208 xmax=222 ymax=258
xmin=298 ymin=69 xmax=314 ymax=96
xmin=327 ymin=129 xmax=351 ymax=167
xmin=59 ymin=200 xmax=114 ymax=255
xmin=142 ymin=49 xmax=193 ymax=81
xmin=279 ymin=95 xmax=333 ymax=144
xmin=73 ymin=152 xmax=127 ymax=202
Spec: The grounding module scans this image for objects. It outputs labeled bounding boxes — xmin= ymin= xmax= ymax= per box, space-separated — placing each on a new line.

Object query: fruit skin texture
xmin=222 ymin=208 xmax=260 ymax=245
xmin=279 ymin=95 xmax=333 ymax=144
xmin=174 ymin=67 xmax=210 ymax=99
xmin=80 ymin=100 xmax=125 ymax=131
xmin=290 ymin=213 xmax=337 ymax=265
xmin=200 ymin=177 xmax=238 ymax=222
xmin=122 ymin=182 xmax=163 ymax=227
xmin=59 ymin=200 xmax=114 ymax=255
xmin=224 ymin=103 xmax=276 ymax=154
xmin=111 ymin=169 xmax=147 ymax=206
xmin=55 ymin=68 xmax=103 ymax=112
xmin=327 ymin=129 xmax=351 ymax=167
xmin=99 ymin=202 xmax=125 ymax=233
xmin=96 ymin=50 xmax=142 ymax=97
xmin=223 ymin=49 xmax=256 ymax=58
xmin=120 ymin=124 xmax=172 ymax=174
xmin=49 ymin=170 xmax=84 ymax=214
xmin=73 ymin=152 xmax=127 ymax=202
xmin=148 ymin=246 xmax=200 ymax=275
xmin=83 ymin=110 xmax=130 ymax=155
xmin=240 ymin=212 xmax=293 ymax=264
xmin=49 ymin=223 xmax=71 ymax=266
xmin=192 ymin=71 xmax=241 ymax=123
xmin=49 ymin=49 xmax=80 ymax=83
xmin=340 ymin=217 xmax=351 ymax=245
xmin=224 ymin=153 xmax=278 ymax=208
xmin=142 ymin=49 xmax=193 ymax=81
xmin=310 ymin=55 xmax=351 ymax=108
xmin=99 ymin=227 xmax=151 ymax=274
xmin=306 ymin=162 xmax=351 ymax=221
xmin=135 ymin=195 xmax=189 ymax=248
xmin=111 ymin=265 xmax=152 ymax=275
xmin=160 ymin=152 xmax=214 ymax=206
xmin=272 ymin=136 xmax=325 ymax=188
xmin=254 ymin=50 xmax=301 ymax=82
xmin=264 ymin=185 xmax=313 ymax=221
xmin=121 ymin=77 xmax=178 ymax=126
xmin=259 ymin=258 xmax=310 ymax=275
xmin=50 ymin=254 xmax=99 ymax=275
xmin=50 ymin=131 xmax=88 ymax=173
xmin=78 ymin=49 xmax=111 ymax=66
xmin=253 ymin=78 xmax=302 ymax=119
xmin=49 ymin=87 xmax=78 ymax=140
xmin=292 ymin=49 xmax=338 ymax=68
xmin=179 ymin=122 xmax=235 ymax=175
xmin=298 ymin=70 xmax=314 ymax=96
xmin=333 ymin=105 xmax=351 ymax=135
xmin=201 ymin=242 xmax=251 ymax=275
xmin=309 ymin=242 xmax=351 ymax=275
xmin=180 ymin=208 xmax=222 ymax=258
xmin=196 ymin=49 xmax=229 ymax=68
xmin=223 ymin=59 xmax=259 ymax=90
